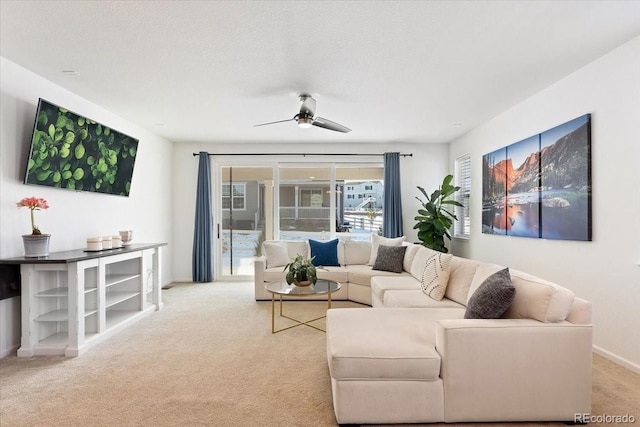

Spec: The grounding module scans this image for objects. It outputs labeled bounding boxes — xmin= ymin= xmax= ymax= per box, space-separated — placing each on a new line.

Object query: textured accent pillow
xmin=465 ymin=268 xmax=516 ymax=319
xmin=367 ymin=235 xmax=405 ymax=265
xmin=262 ymin=242 xmax=290 ymax=268
xmin=467 ymin=263 xmax=506 ymax=304
xmin=372 ymin=245 xmax=407 ymax=273
xmin=309 ymin=239 xmax=340 ymax=266
xmin=420 ymin=249 xmax=453 ymax=301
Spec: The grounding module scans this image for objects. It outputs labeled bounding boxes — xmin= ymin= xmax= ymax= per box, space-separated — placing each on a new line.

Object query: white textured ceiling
xmin=2 ymin=1 xmax=639 ymax=144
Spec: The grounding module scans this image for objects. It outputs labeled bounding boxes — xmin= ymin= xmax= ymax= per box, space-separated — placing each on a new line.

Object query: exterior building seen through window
xmin=222 ymin=183 xmax=246 ymax=210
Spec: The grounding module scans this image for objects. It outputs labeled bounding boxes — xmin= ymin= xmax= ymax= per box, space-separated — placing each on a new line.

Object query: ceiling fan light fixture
xmin=254 ymin=94 xmax=350 ymax=133
xmin=297 ymin=117 xmax=313 ymax=128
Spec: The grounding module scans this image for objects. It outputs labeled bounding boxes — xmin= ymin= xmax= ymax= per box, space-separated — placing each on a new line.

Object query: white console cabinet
xmin=0 ymin=243 xmax=165 ymax=357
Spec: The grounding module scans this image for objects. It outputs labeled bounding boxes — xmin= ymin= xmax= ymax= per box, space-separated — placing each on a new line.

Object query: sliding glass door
xmin=278 ymin=166 xmax=333 ymax=241
xmin=220 ymin=166 xmax=273 ymax=277
xmin=336 ymin=165 xmax=384 ymax=241
xmin=214 ymin=161 xmax=383 ymax=279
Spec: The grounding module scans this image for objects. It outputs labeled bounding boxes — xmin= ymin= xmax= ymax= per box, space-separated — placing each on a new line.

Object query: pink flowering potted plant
xmin=17 ymin=197 xmax=51 ymax=257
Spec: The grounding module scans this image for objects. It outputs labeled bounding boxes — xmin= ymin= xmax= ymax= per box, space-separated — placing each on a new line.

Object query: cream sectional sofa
xmin=326 ymin=245 xmax=593 ymax=425
xmin=254 ymin=238 xmax=414 ymax=304
xmin=254 ymin=238 xmax=593 ymax=424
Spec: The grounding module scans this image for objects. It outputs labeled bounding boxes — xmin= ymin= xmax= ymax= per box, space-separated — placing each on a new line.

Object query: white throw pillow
xmin=419 ymin=248 xmax=453 ymax=301
xmin=342 ymin=240 xmax=372 ymax=265
xmin=503 ymin=269 xmax=575 ymax=323
xmin=468 ymin=265 xmax=576 ymax=322
xmin=367 ymin=235 xmax=405 ymax=266
xmin=284 ymin=241 xmax=310 ymax=259
xmin=445 ymin=256 xmax=480 ymax=305
xmin=262 ymin=242 xmax=290 ymax=268
xmin=402 ymin=242 xmax=421 ymax=273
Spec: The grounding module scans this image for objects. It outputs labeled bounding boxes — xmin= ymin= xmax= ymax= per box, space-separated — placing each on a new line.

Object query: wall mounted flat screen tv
xmin=24 ymin=98 xmax=139 ymax=197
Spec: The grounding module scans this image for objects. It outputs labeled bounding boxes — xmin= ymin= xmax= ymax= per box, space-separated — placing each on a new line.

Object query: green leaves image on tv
xmin=25 ymin=99 xmax=139 ymax=197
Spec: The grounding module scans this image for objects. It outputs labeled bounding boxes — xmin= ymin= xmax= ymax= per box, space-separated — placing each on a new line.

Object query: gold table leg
xmin=271 ymin=293 xmax=275 ymax=334
xmin=270 ymin=294 xmax=331 ymax=334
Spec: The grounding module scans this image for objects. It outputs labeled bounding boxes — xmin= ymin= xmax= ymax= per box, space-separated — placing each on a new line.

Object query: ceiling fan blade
xmin=312 ymin=117 xmax=351 ymax=133
xmin=253 ymin=117 xmax=296 ymax=127
xmin=299 ymin=95 xmax=316 ymax=117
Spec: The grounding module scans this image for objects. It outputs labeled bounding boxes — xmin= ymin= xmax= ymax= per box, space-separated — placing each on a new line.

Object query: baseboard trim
xmin=0 ymin=344 xmax=19 ymax=359
xmin=593 ymin=345 xmax=640 ymax=374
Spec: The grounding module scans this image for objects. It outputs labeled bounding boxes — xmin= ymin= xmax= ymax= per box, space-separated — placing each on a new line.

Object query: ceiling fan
xmin=254 ymin=94 xmax=351 ymax=133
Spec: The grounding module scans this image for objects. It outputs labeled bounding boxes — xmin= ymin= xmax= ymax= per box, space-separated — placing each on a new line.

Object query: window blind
xmin=454 ymin=154 xmax=471 ymax=238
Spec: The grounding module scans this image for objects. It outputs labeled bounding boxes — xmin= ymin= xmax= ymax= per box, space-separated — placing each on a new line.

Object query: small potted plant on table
xmin=283 ymin=254 xmax=318 ymax=287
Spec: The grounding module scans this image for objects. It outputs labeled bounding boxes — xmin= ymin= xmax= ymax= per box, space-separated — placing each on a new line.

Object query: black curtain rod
xmin=192 ymin=152 xmax=412 ymax=157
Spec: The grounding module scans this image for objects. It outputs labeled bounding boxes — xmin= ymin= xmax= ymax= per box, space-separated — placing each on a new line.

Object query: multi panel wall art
xmin=482 ymin=114 xmax=592 ymax=241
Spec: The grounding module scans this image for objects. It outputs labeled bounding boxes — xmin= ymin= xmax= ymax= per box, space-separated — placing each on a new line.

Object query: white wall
xmin=0 ymin=58 xmax=174 ymax=356
xmin=448 ymin=36 xmax=640 ymax=371
xmin=171 ymin=142 xmax=449 ymax=281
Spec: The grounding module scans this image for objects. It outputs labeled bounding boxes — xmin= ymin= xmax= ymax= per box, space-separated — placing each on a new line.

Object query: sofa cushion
xmin=402 ymin=242 xmax=421 ymax=272
xmin=565 ymin=297 xmax=593 ymax=325
xmin=503 ymin=269 xmax=575 ymax=323
xmin=384 ymin=290 xmax=467 ymax=310
xmin=309 ymin=239 xmax=340 ymax=266
xmin=263 ymin=267 xmax=288 ymax=283
xmin=262 ymin=240 xmax=310 ymax=260
xmin=412 ymin=247 xmax=453 ymax=301
xmin=368 ymin=235 xmax=405 ymax=265
xmin=445 ymin=256 xmax=480 ymax=306
xmin=373 ymin=245 xmax=407 ymax=273
xmin=464 ymin=268 xmax=516 ymax=319
xmin=340 ymin=240 xmax=372 ymax=266
xmin=262 ymin=241 xmax=290 ymax=268
xmin=346 ymin=265 xmax=410 ymax=286
xmin=370 ymin=276 xmax=423 ymax=307
xmin=326 ymin=308 xmax=441 ymax=381
xmin=316 ymin=266 xmax=349 ymax=283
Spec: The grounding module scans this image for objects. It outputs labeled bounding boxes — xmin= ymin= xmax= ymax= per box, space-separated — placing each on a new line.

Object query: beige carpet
xmin=1 ymin=281 xmax=638 ymax=427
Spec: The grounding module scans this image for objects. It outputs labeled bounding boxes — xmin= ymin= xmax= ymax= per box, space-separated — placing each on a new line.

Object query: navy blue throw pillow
xmin=309 ymin=239 xmax=340 ymax=266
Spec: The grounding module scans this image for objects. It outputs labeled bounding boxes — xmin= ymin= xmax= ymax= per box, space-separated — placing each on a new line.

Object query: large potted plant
xmin=283 ymin=254 xmax=318 ymax=287
xmin=414 ymin=174 xmax=462 ymax=253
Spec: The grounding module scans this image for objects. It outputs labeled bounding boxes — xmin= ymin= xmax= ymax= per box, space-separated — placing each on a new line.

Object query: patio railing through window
xmin=279 ymin=206 xmax=331 ymax=219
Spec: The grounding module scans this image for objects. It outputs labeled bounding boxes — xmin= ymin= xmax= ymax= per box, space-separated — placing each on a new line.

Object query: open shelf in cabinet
xmin=36 ymin=287 xmax=69 ymax=297
xmin=35 ymin=309 xmax=69 ymax=322
xmin=37 ymin=332 xmax=69 ymax=349
xmin=105 ymin=291 xmax=140 ymax=308
xmin=105 ymin=273 xmax=141 ymax=288
xmin=35 ymin=308 xmax=98 ymax=322
xmin=106 ymin=310 xmax=140 ymax=329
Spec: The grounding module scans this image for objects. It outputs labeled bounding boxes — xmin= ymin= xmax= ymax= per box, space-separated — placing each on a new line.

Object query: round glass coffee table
xmin=265 ymin=279 xmax=341 ymax=333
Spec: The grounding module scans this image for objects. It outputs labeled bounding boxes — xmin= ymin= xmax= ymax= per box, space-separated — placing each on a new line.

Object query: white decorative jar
xmin=111 ymin=235 xmax=122 ymax=248
xmin=87 ymin=237 xmax=102 ymax=251
xmin=102 ymin=236 xmax=113 ymax=249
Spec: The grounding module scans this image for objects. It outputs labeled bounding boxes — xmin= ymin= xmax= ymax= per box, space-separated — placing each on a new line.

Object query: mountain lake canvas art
xmin=482 ymin=114 xmax=591 ymax=241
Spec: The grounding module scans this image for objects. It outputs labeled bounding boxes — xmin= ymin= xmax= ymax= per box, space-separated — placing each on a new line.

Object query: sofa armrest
xmin=254 ymin=256 xmax=267 ymax=300
xmin=435 ymin=318 xmax=592 ymax=422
